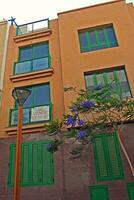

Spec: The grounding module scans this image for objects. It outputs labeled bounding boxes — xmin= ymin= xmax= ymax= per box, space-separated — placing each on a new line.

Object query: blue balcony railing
xmin=9 ymin=104 xmax=52 ymax=126
xmin=16 ymin=18 xmax=49 ymax=36
xmin=13 ymin=55 xmax=51 ymax=75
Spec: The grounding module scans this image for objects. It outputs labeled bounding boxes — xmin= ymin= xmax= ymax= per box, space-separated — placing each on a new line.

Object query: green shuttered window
xmin=79 ymin=24 xmax=118 ymax=53
xmin=93 ymin=132 xmax=124 ymax=181
xmin=8 ymin=141 xmax=54 ymax=187
xmin=89 ymin=185 xmax=109 ymax=200
xmin=85 ymin=67 xmax=132 ymax=98
xmin=127 ymin=183 xmax=134 ymax=200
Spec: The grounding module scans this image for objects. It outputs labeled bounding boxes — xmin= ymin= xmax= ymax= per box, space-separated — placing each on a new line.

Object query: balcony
xmin=13 ymin=55 xmax=51 ymax=75
xmin=9 ymin=104 xmax=52 ymax=126
xmin=16 ymin=18 xmax=49 ymax=36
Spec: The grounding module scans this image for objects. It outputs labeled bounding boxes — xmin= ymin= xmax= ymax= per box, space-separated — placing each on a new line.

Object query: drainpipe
xmin=0 ymin=21 xmax=10 ymax=106
xmin=118 ymin=132 xmax=134 ymax=176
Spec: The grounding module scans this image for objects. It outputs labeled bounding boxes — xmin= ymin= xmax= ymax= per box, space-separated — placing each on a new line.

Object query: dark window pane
xmin=19 ymin=47 xmax=32 ymax=61
xmin=23 ymin=109 xmax=30 ymax=124
xmin=106 ymin=27 xmax=117 ymax=43
xmin=33 ymin=57 xmax=49 ymax=71
xmin=79 ymin=32 xmax=88 ymax=49
xmin=34 ymin=84 xmax=50 ymax=106
xmin=89 ymin=31 xmax=97 ymax=46
xmin=23 ymin=88 xmax=33 ymax=108
xmin=91 ymin=46 xmax=103 ymax=51
xmin=11 ymin=110 xmax=18 ymax=126
xmin=85 ymin=74 xmax=94 ymax=86
xmin=106 ymin=71 xmax=114 ymax=84
xmin=11 ymin=109 xmax=30 ymax=125
xmin=98 ymin=30 xmax=106 ymax=43
xmin=122 ymin=91 xmax=131 ymax=98
xmin=34 ymin=43 xmax=49 ymax=59
xmin=109 ymin=43 xmax=118 ymax=47
xmin=116 ymin=69 xmax=131 ymax=97
xmin=96 ymin=73 xmax=104 ymax=85
xmin=15 ymin=61 xmax=31 ymax=74
xmin=85 ymin=74 xmax=95 ymax=91
xmin=116 ymin=70 xmax=127 ymax=82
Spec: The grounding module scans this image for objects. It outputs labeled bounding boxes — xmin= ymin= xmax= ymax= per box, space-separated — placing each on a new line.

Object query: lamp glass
xmin=12 ymin=87 xmax=31 ymax=106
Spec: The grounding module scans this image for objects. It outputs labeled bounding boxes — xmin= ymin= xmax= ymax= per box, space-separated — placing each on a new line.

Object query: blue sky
xmin=0 ymin=0 xmax=133 ymax=25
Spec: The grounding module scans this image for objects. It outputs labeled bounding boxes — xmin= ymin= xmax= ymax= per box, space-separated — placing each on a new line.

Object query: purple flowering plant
xmin=80 ymin=100 xmax=95 ymax=109
xmin=77 ymin=119 xmax=85 ymax=126
xmin=77 ymin=130 xmax=87 ymax=140
xmin=44 ymin=83 xmax=134 ymax=158
xmin=66 ymin=115 xmax=76 ymax=127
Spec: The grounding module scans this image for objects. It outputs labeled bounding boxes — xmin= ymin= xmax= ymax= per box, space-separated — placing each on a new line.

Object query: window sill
xmin=5 ymin=123 xmax=45 ymax=135
xmin=13 ymin=29 xmax=52 ymax=43
xmin=10 ymin=68 xmax=54 ymax=82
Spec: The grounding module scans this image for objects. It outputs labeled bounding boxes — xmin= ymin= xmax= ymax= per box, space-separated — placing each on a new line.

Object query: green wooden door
xmin=89 ymin=185 xmax=109 ymax=200
xmin=127 ymin=183 xmax=134 ymax=200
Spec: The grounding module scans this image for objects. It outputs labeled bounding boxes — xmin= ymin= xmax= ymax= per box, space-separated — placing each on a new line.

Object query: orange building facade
xmin=0 ymin=18 xmax=64 ymax=137
xmin=0 ymin=0 xmax=134 ymax=199
xmin=0 ymin=0 xmax=134 ymax=137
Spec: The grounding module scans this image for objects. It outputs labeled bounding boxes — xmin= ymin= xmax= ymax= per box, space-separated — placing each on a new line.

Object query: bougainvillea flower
xmin=81 ymin=101 xmax=95 ymax=108
xmin=78 ymin=119 xmax=85 ymax=126
xmin=66 ymin=115 xmax=76 ymax=126
xmin=71 ymin=106 xmax=78 ymax=112
xmin=77 ymin=130 xmax=87 ymax=139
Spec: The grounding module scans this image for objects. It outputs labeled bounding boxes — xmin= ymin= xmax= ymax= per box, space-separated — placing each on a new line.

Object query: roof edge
xmin=58 ymin=0 xmax=125 ymax=16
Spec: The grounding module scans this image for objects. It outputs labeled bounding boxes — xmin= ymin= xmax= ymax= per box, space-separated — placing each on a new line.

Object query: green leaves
xmin=44 ymin=82 xmax=134 ymax=158
xmin=44 ymin=120 xmax=61 ymax=135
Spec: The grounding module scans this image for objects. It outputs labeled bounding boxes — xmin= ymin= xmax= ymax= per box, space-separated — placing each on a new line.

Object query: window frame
xmin=18 ymin=42 xmax=49 ymax=62
xmin=14 ymin=42 xmax=51 ymax=75
xmin=9 ymin=83 xmax=52 ymax=126
xmin=78 ymin=24 xmax=118 ymax=53
xmin=84 ymin=66 xmax=132 ymax=98
xmin=14 ymin=83 xmax=50 ymax=109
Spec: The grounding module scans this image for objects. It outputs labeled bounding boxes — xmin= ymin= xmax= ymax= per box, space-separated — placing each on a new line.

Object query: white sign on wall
xmin=31 ymin=106 xmax=50 ymax=122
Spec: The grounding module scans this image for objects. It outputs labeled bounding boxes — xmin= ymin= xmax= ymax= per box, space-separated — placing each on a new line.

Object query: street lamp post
xmin=12 ymin=87 xmax=31 ymax=200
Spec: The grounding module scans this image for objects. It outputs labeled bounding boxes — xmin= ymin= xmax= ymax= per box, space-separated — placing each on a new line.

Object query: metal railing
xmin=9 ymin=104 xmax=52 ymax=126
xmin=13 ymin=55 xmax=51 ymax=75
xmin=16 ymin=18 xmax=49 ymax=36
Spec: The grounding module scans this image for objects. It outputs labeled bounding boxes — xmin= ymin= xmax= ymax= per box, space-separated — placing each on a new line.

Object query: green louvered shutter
xmin=42 ymin=143 xmax=54 ymax=184
xmin=127 ymin=183 xmax=134 ymax=200
xmin=32 ymin=143 xmax=42 ymax=185
xmin=7 ymin=144 xmax=16 ymax=187
xmin=89 ymin=185 xmax=109 ymax=200
xmin=21 ymin=143 xmax=31 ymax=186
xmin=8 ymin=141 xmax=54 ymax=187
xmin=30 ymin=142 xmax=54 ymax=186
xmin=93 ymin=132 xmax=124 ymax=181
